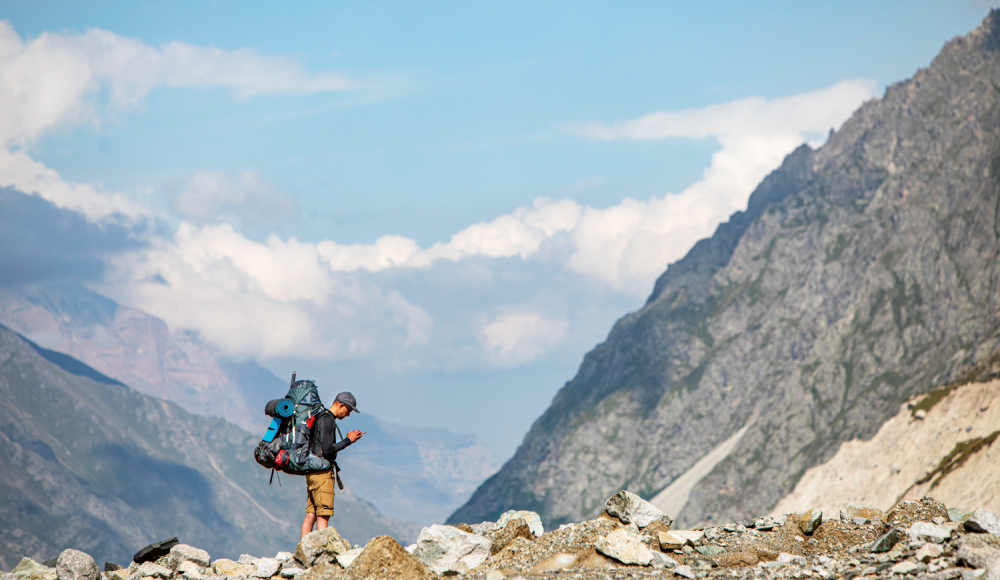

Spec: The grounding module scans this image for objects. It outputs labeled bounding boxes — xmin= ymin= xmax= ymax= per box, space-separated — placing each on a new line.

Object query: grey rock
xmin=651 ymin=552 xmax=679 ymax=569
xmin=293 ymin=527 xmax=351 ymax=567
xmin=252 ymin=559 xmax=279 ymax=578
xmin=695 ymin=546 xmax=726 ymax=557
xmin=55 ymin=550 xmax=99 ymax=580
xmin=273 ymin=553 xmax=292 ymax=564
xmin=962 ymin=571 xmax=987 ymax=580
xmin=136 ymin=563 xmax=172 ymax=579
xmin=13 ymin=558 xmax=58 ymax=580
xmin=966 ymin=509 xmax=1000 ymax=535
xmin=334 ymin=548 xmax=363 ymax=569
xmin=168 ymin=546 xmax=210 ymax=570
xmin=892 ymin=561 xmax=925 ymax=575
xmin=469 ymin=521 xmax=498 ymax=536
xmin=175 ymin=562 xmax=201 ymax=579
xmin=595 ymin=528 xmax=653 ymax=566
xmin=606 ymin=490 xmax=674 ymax=529
xmin=773 ymin=515 xmax=788 ymax=527
xmin=236 ymin=556 xmax=257 ymax=567
xmin=799 ymin=509 xmax=822 ymax=535
xmin=910 ymin=522 xmax=951 ymax=544
xmin=495 ymin=510 xmax=544 ymax=537
xmin=278 ymin=568 xmax=301 ymax=579
xmin=951 ymin=508 xmax=973 ymax=522
xmin=674 ymin=565 xmax=695 ymax=579
xmin=871 ymin=529 xmax=900 ymax=553
xmin=412 ymin=524 xmax=492 ymax=574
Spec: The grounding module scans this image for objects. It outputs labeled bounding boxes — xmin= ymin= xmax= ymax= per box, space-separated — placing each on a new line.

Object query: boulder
xmin=910 ymin=521 xmax=951 ymax=544
xmin=294 ymin=526 xmax=351 ymax=567
xmin=345 ymin=536 xmax=433 ymax=580
xmin=168 ymin=546 xmax=210 ymax=570
xmin=595 ymin=528 xmax=653 ymax=566
xmin=334 ymin=548 xmax=364 ymax=569
xmin=957 ymin=535 xmax=1000 ymax=571
xmin=916 ymin=543 xmax=944 ymax=563
xmin=605 ymin=490 xmax=672 ymax=529
xmin=133 ymin=539 xmax=180 ymax=565
xmin=695 ymin=546 xmax=726 ymax=557
xmin=488 ymin=519 xmax=534 ymax=555
xmin=412 ymin=524 xmax=492 ymax=574
xmin=798 ymin=509 xmax=822 ymax=535
xmin=496 ymin=510 xmax=544 ymax=537
xmin=840 ymin=506 xmax=886 ymax=523
xmin=253 ymin=558 xmax=280 ymax=578
xmin=469 ymin=521 xmax=498 ymax=536
xmin=175 ymin=562 xmax=201 ymax=579
xmin=54 ymin=553 xmax=99 ymax=580
xmin=967 ymin=509 xmax=1000 ymax=535
xmin=211 ymin=559 xmax=254 ymax=576
xmin=950 ymin=508 xmax=973 ymax=522
xmin=13 ymin=559 xmax=57 ymax=580
xmin=871 ymin=529 xmax=900 ymax=553
xmin=891 ymin=561 xmax=924 ymax=575
xmin=135 ymin=563 xmax=171 ymax=579
xmin=650 ymin=552 xmax=679 ymax=569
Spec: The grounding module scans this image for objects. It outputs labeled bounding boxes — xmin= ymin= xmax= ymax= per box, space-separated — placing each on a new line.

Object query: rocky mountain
xmin=451 ymin=10 xmax=1000 ymax=530
xmin=0 ymin=324 xmax=418 ymax=570
xmin=0 ymin=283 xmax=498 ymax=529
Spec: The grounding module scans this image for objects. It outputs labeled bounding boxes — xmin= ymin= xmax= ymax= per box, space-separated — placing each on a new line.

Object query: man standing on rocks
xmin=301 ymin=392 xmax=365 ymax=538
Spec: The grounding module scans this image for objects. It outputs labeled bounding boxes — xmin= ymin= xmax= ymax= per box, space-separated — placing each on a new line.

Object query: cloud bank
xmin=0 ymin=19 xmax=877 ymax=366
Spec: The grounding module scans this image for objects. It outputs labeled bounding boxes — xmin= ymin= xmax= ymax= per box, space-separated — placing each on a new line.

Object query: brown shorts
xmin=306 ymin=470 xmax=335 ymax=516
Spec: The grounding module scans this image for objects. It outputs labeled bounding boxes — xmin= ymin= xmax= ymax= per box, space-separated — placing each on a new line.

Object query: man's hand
xmin=346 ymin=430 xmax=365 ymax=442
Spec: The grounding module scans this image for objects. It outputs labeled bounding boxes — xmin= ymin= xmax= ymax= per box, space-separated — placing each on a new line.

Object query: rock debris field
xmin=7 ymin=492 xmax=1000 ymax=580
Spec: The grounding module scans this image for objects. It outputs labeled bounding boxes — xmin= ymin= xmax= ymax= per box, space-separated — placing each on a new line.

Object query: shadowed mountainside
xmin=0 ymin=325 xmax=418 ymax=570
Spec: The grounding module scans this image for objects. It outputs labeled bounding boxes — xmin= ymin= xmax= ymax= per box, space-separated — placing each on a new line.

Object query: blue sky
xmin=0 ymin=0 xmax=990 ymax=457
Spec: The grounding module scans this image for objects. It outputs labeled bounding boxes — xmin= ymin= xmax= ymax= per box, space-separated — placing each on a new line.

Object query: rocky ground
xmin=7 ymin=492 xmax=1000 ymax=580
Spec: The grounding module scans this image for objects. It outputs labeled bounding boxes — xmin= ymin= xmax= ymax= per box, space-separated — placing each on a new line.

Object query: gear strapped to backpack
xmin=254 ymin=372 xmax=331 ymax=476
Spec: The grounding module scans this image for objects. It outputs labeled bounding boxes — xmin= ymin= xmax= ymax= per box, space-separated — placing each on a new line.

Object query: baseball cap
xmin=335 ymin=391 xmax=360 ymax=413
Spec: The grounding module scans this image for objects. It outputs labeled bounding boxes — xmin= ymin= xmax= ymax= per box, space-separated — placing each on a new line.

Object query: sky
xmin=0 ymin=0 xmax=991 ymax=458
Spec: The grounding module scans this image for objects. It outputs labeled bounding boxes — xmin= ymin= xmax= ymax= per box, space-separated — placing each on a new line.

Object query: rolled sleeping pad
xmin=264 ymin=398 xmax=295 ymax=418
xmin=275 ymin=398 xmax=294 ymax=417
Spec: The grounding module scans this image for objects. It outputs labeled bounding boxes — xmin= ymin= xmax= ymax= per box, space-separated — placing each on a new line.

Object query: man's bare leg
xmin=301 ymin=513 xmax=317 ymax=538
xmin=316 ymin=515 xmax=330 ymax=530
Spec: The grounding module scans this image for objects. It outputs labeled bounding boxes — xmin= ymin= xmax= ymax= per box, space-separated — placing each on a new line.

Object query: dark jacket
xmin=310 ymin=409 xmax=352 ymax=463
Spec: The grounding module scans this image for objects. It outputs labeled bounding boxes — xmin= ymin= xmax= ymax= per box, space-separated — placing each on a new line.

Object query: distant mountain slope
xmin=0 ymin=283 xmax=498 ymax=531
xmin=451 ymin=10 xmax=1000 ymax=529
xmin=337 ymin=416 xmax=500 ymax=527
xmin=0 ymin=283 xmax=276 ymax=433
xmin=0 ymin=325 xmax=417 ymax=570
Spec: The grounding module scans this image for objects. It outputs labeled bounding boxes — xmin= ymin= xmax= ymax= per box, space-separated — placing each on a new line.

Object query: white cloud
xmin=170 ymin=170 xmax=298 ymax=228
xmin=480 ymin=311 xmax=568 ymax=366
xmin=0 ymin=20 xmax=354 ymax=148
xmin=92 ymin=80 xmax=873 ymax=364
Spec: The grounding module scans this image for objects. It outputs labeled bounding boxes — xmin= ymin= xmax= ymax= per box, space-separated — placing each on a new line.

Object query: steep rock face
xmin=0 ymin=325 xmax=417 ymax=570
xmin=451 ymin=11 xmax=1000 ymax=529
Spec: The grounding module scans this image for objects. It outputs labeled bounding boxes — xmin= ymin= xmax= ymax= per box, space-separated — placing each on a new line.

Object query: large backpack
xmin=254 ymin=373 xmax=331 ymax=476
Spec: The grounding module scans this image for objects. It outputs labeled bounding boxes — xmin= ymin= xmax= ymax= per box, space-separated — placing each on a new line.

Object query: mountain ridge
xmin=451 ymin=9 xmax=1000 ymax=529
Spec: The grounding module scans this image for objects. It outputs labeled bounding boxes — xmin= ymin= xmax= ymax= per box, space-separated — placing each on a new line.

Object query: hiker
xmin=300 ymin=391 xmax=365 ymax=538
